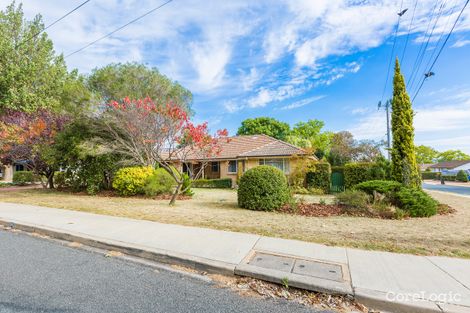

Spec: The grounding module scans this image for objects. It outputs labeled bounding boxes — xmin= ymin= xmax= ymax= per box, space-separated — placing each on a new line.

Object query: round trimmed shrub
xmin=112 ymin=166 xmax=154 ymax=196
xmin=238 ymin=165 xmax=291 ymax=211
xmin=456 ymin=170 xmax=469 ymax=182
xmin=143 ymin=168 xmax=174 ymax=196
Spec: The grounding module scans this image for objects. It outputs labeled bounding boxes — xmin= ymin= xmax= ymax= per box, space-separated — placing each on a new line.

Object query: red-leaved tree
xmin=102 ymin=97 xmax=228 ymax=205
xmin=0 ymin=110 xmax=69 ymax=188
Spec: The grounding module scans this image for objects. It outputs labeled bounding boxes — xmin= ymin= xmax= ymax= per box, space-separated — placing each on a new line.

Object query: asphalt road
xmin=0 ymin=230 xmax=327 ymax=313
xmin=423 ymin=183 xmax=470 ymax=196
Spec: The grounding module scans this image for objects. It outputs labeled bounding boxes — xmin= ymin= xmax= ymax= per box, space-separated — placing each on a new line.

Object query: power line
xmin=412 ymin=0 xmax=469 ymax=102
xmin=406 ymin=0 xmax=440 ymax=89
xmin=65 ymin=0 xmax=173 ymax=58
xmin=380 ymin=0 xmax=405 ymax=104
xmin=407 ymin=0 xmax=447 ymax=92
xmin=421 ymin=0 xmax=458 ymax=77
xmin=400 ymin=0 xmax=418 ymax=66
xmin=20 ymin=0 xmax=91 ymax=46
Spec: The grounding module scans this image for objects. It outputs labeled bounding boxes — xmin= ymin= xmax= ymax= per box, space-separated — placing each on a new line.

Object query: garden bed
xmin=279 ymin=202 xmax=455 ymax=219
xmin=0 ymin=188 xmax=468 ymax=258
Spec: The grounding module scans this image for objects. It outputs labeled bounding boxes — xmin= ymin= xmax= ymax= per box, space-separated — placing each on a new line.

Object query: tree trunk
xmin=169 ymin=182 xmax=182 ymax=206
xmin=47 ymin=172 xmax=54 ymax=189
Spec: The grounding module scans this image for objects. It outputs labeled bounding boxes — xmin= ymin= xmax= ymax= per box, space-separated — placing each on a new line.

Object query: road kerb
xmin=0 ymin=219 xmax=236 ymax=275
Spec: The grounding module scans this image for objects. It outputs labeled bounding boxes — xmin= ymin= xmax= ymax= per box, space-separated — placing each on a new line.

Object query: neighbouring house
xmin=429 ymin=160 xmax=470 ymax=174
xmin=175 ymin=134 xmax=315 ymax=187
xmin=419 ymin=163 xmax=434 ymax=171
xmin=0 ymin=164 xmax=13 ymax=182
xmin=0 ymin=162 xmax=28 ymax=183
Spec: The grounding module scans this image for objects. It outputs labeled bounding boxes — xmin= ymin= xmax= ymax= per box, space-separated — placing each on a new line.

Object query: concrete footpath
xmin=0 ymin=202 xmax=469 ymax=313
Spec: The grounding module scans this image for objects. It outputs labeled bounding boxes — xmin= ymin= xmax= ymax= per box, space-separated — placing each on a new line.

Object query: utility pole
xmin=378 ymin=100 xmax=392 ymax=160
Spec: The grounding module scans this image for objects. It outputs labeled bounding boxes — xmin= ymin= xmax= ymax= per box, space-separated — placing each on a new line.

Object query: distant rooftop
xmin=429 ymin=160 xmax=470 ymax=169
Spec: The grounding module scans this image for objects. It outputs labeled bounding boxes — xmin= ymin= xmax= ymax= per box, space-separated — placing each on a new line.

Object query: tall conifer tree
xmin=391 ymin=58 xmax=421 ymax=188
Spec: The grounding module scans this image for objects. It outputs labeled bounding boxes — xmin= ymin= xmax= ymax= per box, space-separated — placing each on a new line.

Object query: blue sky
xmin=5 ymin=0 xmax=470 ymax=153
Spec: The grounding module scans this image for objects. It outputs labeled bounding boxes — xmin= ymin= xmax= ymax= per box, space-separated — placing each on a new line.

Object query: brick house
xmin=177 ymin=134 xmax=316 ymax=186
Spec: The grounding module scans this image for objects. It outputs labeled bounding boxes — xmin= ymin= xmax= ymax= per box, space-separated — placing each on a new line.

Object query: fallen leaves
xmin=210 ymin=275 xmax=369 ymax=313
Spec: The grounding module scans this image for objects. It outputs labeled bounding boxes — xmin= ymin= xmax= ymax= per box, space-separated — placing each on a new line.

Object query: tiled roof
xmin=186 ymin=134 xmax=312 ymax=160
xmin=419 ymin=163 xmax=434 ymax=170
xmin=429 ymin=160 xmax=470 ymax=169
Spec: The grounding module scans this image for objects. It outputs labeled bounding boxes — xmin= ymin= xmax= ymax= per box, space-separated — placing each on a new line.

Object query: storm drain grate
xmin=248 ymin=252 xmax=344 ymax=282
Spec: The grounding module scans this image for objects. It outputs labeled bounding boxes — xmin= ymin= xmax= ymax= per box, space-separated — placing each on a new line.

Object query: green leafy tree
xmin=237 ymin=117 xmax=290 ymax=140
xmin=437 ymin=150 xmax=470 ymax=162
xmin=415 ymin=145 xmax=439 ymax=164
xmin=87 ymin=63 xmax=192 ymax=112
xmin=326 ymin=131 xmax=382 ymax=166
xmin=390 ymin=59 xmax=421 ymax=188
xmin=286 ymin=119 xmax=333 ymax=158
xmin=327 ymin=131 xmax=356 ymax=165
xmin=0 ymin=2 xmax=69 ymax=112
xmin=50 ymin=117 xmax=121 ymax=194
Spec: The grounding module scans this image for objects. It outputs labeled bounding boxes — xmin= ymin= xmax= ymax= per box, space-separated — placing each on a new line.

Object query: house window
xmin=211 ymin=162 xmax=219 ymax=172
xmin=228 ymin=160 xmax=237 ymax=173
xmin=259 ymin=158 xmax=290 ymax=173
xmin=15 ymin=164 xmax=24 ymax=172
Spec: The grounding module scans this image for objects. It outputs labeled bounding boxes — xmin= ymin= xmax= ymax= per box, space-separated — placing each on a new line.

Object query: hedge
xmin=441 ymin=175 xmax=457 ymax=181
xmin=192 ymin=178 xmax=232 ymax=188
xmin=331 ymin=166 xmax=345 ymax=174
xmin=421 ymin=171 xmax=440 ymax=180
xmin=305 ymin=162 xmax=331 ymax=193
xmin=344 ymin=163 xmax=385 ymax=189
xmin=12 ymin=171 xmax=35 ymax=185
xmin=238 ymin=165 xmax=291 ymax=211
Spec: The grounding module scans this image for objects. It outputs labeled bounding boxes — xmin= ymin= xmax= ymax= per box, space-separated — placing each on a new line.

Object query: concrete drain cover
xmin=249 ymin=252 xmax=343 ymax=282
xmin=248 ymin=253 xmax=294 ymax=272
xmin=293 ymin=259 xmax=343 ymax=281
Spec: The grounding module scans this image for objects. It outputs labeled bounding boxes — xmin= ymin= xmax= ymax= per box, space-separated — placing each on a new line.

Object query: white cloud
xmin=351 ymin=107 xmax=370 ymax=115
xmin=280 ymin=95 xmax=325 ymax=110
xmin=348 ymin=87 xmax=470 ymax=153
xmin=190 ymin=41 xmax=231 ymax=91
xmin=452 ymin=39 xmax=470 ymax=48
xmin=2 ymin=0 xmax=467 ymax=116
xmin=223 ymin=100 xmax=242 ymax=113
xmin=348 ymin=110 xmax=387 ymax=141
xmin=247 ymin=88 xmax=274 ymax=108
xmin=241 ymin=68 xmax=260 ymax=91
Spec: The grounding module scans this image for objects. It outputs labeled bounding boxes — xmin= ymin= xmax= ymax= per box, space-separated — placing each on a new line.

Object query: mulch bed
xmin=279 ymin=203 xmax=346 ymax=217
xmin=279 ymin=202 xmax=456 ymax=219
xmin=437 ymin=203 xmax=457 ymax=215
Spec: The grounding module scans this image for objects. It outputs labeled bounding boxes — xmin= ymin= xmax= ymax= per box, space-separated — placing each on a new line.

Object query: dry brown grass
xmin=1 ymin=188 xmax=469 ymax=258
